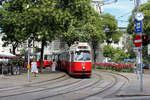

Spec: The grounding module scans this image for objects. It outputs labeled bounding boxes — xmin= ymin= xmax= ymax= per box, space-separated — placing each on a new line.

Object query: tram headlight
xmin=82 ymin=66 xmax=85 ymax=70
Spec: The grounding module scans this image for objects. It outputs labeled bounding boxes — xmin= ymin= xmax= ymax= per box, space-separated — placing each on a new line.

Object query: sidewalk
xmin=116 ymin=72 xmax=150 ymax=97
xmin=0 ymin=71 xmax=65 ymax=89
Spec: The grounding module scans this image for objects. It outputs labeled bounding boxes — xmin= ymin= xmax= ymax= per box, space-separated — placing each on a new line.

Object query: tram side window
xmin=71 ymin=52 xmax=74 ymax=62
xmin=47 ymin=55 xmax=51 ymax=60
xmin=44 ymin=55 xmax=48 ymax=60
xmin=66 ymin=53 xmax=68 ymax=62
xmin=44 ymin=55 xmax=51 ymax=60
xmin=36 ymin=55 xmax=40 ymax=61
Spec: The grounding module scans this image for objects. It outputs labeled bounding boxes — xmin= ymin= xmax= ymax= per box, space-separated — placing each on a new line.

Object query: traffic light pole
xmin=27 ymin=47 xmax=31 ymax=82
xmin=27 ymin=38 xmax=31 ymax=82
xmin=135 ymin=0 xmax=143 ymax=92
xmin=140 ymin=42 xmax=143 ymax=92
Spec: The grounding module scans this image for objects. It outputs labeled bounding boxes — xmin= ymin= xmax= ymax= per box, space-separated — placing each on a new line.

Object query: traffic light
xmin=28 ymin=38 xmax=32 ymax=47
xmin=142 ymin=35 xmax=148 ymax=46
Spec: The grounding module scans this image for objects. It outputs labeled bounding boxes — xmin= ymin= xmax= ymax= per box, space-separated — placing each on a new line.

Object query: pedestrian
xmin=52 ymin=59 xmax=56 ymax=72
xmin=31 ymin=59 xmax=38 ymax=77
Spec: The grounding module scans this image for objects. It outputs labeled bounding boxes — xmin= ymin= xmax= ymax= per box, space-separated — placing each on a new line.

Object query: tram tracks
xmin=40 ymin=71 xmax=118 ymax=100
xmin=35 ymin=71 xmax=128 ymax=100
xmin=34 ymin=73 xmax=103 ymax=100
xmin=78 ymin=70 xmax=129 ymax=100
xmin=0 ymin=76 xmax=82 ymax=97
xmin=0 ymin=73 xmax=101 ymax=100
xmin=0 ymin=70 xmax=129 ymax=100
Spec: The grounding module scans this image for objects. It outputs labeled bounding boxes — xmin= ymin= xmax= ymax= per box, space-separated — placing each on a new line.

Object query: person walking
xmin=52 ymin=59 xmax=56 ymax=72
xmin=31 ymin=59 xmax=38 ymax=77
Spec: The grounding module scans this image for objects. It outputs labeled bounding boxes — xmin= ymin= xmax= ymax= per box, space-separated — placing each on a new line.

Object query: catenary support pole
xmin=138 ymin=0 xmax=143 ymax=92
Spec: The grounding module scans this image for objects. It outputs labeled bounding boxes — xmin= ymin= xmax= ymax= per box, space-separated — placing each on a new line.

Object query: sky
xmin=103 ymin=0 xmax=148 ymax=27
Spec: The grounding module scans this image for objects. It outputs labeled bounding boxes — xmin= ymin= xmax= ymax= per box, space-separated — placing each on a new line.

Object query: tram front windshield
xmin=75 ymin=51 xmax=91 ymax=61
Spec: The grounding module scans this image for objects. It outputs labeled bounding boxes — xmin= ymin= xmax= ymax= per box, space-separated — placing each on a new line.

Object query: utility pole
xmin=134 ymin=0 xmax=144 ymax=92
xmin=27 ymin=38 xmax=32 ymax=82
xmin=136 ymin=0 xmax=140 ymax=11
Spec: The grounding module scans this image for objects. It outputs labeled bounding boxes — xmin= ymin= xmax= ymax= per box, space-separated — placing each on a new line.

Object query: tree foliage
xmin=0 ymin=0 xmax=27 ymax=54
xmin=0 ymin=0 xmax=123 ymax=64
xmin=101 ymin=13 xmax=123 ymax=44
xmin=113 ymin=48 xmax=130 ymax=63
xmin=59 ymin=0 xmax=105 ymax=63
xmin=61 ymin=0 xmax=105 ymax=46
xmin=0 ymin=0 xmax=63 ymax=55
xmin=103 ymin=45 xmax=129 ymax=62
xmin=103 ymin=45 xmax=115 ymax=58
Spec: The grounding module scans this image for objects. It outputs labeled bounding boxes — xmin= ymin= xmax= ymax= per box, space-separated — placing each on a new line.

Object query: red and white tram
xmin=59 ymin=42 xmax=92 ymax=76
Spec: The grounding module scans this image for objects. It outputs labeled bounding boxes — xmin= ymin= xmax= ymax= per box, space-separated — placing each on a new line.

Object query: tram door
xmin=71 ymin=52 xmax=74 ymax=73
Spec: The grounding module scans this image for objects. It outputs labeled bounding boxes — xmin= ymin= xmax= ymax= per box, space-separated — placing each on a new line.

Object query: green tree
xmin=0 ymin=0 xmax=69 ymax=71
xmin=101 ymin=13 xmax=123 ymax=44
xmin=103 ymin=45 xmax=130 ymax=62
xmin=103 ymin=45 xmax=115 ymax=59
xmin=113 ymin=48 xmax=130 ymax=63
xmin=0 ymin=0 xmax=27 ymax=54
xmin=25 ymin=0 xmax=61 ymax=65
xmin=0 ymin=0 xmax=64 ymax=60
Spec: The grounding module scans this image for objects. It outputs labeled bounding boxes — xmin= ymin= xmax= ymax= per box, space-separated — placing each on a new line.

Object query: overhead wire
xmin=116 ymin=0 xmax=137 ymax=22
xmin=103 ymin=0 xmax=148 ymax=23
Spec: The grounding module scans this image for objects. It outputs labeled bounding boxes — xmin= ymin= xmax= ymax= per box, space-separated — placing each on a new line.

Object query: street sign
xmin=134 ymin=35 xmax=142 ymax=47
xmin=136 ymin=21 xmax=142 ymax=33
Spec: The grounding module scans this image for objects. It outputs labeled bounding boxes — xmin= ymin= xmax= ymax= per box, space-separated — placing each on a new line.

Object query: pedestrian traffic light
xmin=28 ymin=38 xmax=32 ymax=47
xmin=142 ymin=35 xmax=148 ymax=46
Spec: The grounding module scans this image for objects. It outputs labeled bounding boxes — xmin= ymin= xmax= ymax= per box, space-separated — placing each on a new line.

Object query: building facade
xmin=92 ymin=0 xmax=104 ymax=14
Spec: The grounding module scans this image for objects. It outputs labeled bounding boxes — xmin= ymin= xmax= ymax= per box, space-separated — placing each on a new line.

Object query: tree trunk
xmin=12 ymin=46 xmax=16 ymax=55
xmin=40 ymin=40 xmax=45 ymax=72
xmin=93 ymin=45 xmax=96 ymax=69
xmin=92 ymin=42 xmax=97 ymax=70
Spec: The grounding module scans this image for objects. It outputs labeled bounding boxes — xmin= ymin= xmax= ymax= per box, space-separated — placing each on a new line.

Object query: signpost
xmin=134 ymin=11 xmax=144 ymax=92
xmin=134 ymin=0 xmax=144 ymax=92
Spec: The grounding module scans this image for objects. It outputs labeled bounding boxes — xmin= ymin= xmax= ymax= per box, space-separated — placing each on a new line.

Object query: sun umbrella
xmin=0 ymin=51 xmax=16 ymax=59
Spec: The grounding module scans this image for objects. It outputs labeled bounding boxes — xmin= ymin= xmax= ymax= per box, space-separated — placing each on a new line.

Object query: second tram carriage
xmin=58 ymin=42 xmax=92 ymax=76
xmin=35 ymin=54 xmax=52 ymax=68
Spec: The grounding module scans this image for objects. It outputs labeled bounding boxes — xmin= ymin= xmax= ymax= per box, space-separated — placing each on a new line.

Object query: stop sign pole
xmin=134 ymin=10 xmax=144 ymax=92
